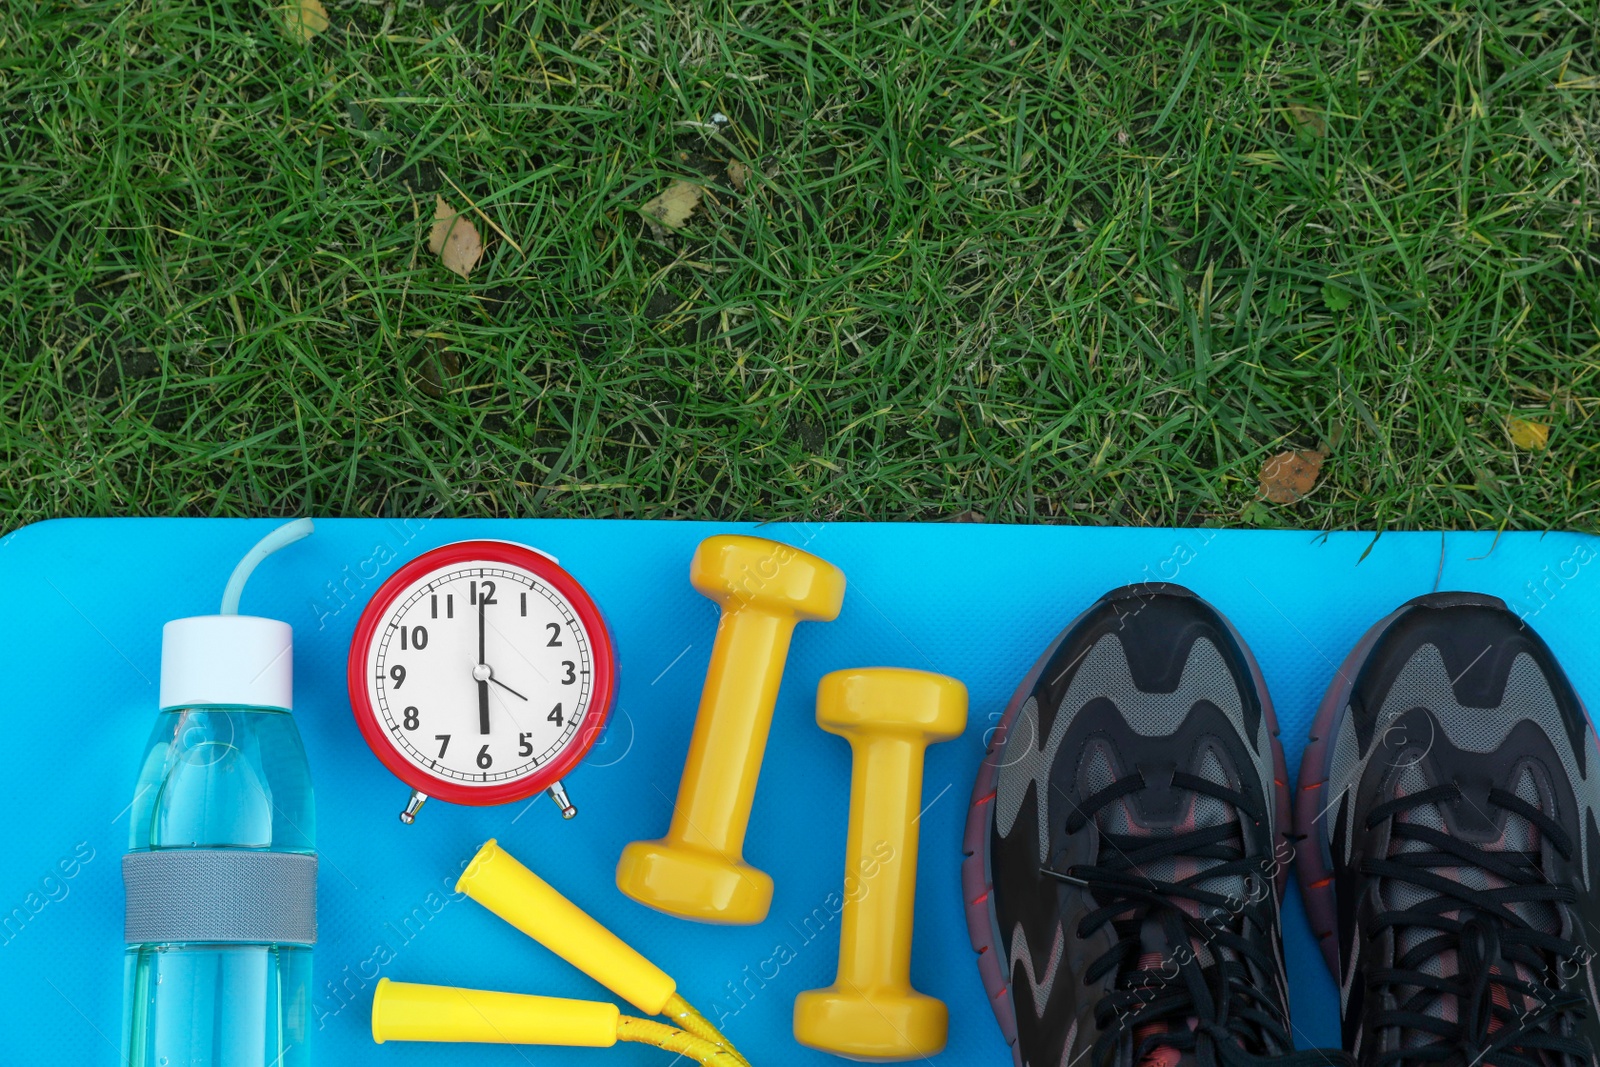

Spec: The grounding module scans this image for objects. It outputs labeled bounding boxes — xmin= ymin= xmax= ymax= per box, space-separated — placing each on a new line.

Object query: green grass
xmin=2 ymin=0 xmax=1597 ymax=530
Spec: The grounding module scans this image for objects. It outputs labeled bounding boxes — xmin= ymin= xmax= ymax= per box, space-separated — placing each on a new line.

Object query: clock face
xmin=361 ymin=554 xmax=601 ymax=790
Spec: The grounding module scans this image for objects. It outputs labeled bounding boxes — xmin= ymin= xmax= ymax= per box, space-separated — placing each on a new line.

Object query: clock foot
xmin=399 ymin=790 xmax=429 ymax=824
xmin=547 ymin=780 xmax=577 ymax=819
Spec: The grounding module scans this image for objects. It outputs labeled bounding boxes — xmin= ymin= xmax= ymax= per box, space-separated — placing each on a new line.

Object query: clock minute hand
xmin=477 ymin=595 xmax=490 ymax=734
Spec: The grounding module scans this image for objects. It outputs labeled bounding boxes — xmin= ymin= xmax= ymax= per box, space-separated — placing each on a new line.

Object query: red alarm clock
xmin=347 ymin=540 xmax=616 ymax=823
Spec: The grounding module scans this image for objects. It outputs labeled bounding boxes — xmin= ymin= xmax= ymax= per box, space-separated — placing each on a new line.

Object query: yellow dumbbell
xmin=617 ymin=534 xmax=846 ymax=924
xmin=793 ymin=668 xmax=968 ymax=1061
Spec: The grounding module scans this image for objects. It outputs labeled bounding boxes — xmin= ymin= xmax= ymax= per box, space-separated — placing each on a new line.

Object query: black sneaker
xmin=964 ymin=584 xmax=1341 ymax=1067
xmin=1296 ymin=592 xmax=1600 ymax=1067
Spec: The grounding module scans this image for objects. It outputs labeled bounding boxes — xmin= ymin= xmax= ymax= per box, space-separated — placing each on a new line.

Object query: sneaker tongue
xmin=1094 ymin=744 xmax=1250 ymax=916
xmin=1133 ymin=948 xmax=1194 ymax=1067
xmin=1134 ymin=1026 xmax=1189 ymax=1067
xmin=1383 ymin=764 xmax=1559 ymax=1050
xmin=1384 ymin=764 xmax=1558 ymax=933
xmin=1088 ymin=744 xmax=1254 ymax=1067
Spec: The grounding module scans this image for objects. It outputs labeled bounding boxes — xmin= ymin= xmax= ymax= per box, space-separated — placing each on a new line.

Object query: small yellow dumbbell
xmin=793 ymin=668 xmax=968 ymax=1061
xmin=617 ymin=535 xmax=846 ymax=924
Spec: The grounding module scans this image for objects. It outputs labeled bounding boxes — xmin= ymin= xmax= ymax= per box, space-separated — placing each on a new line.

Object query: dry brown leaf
xmin=428 ymin=195 xmax=483 ymax=279
xmin=726 ymin=161 xmax=751 ymax=193
xmin=1259 ymin=449 xmax=1326 ymax=503
xmin=1287 ymin=104 xmax=1327 ymax=137
xmin=282 ymin=0 xmax=329 ymax=43
xmin=412 ymin=339 xmax=460 ymax=399
xmin=640 ymin=181 xmax=701 ymax=238
xmin=1506 ymin=416 xmax=1550 ymax=451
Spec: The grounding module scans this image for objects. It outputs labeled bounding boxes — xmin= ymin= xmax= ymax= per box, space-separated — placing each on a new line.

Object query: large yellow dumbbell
xmin=793 ymin=668 xmax=968 ymax=1061
xmin=617 ymin=535 xmax=846 ymax=924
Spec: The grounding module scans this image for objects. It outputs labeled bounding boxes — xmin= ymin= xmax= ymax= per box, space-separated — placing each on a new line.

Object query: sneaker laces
xmin=1361 ymin=782 xmax=1589 ymax=1067
xmin=1043 ymin=770 xmax=1349 ymax=1067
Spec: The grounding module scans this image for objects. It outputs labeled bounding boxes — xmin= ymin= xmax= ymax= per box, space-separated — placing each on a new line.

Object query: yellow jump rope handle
xmin=455 ymin=840 xmax=751 ymax=1065
xmin=372 ymin=980 xmax=738 ymax=1065
xmin=371 ymin=979 xmax=618 ymax=1046
xmin=457 ymin=839 xmax=676 ymax=1015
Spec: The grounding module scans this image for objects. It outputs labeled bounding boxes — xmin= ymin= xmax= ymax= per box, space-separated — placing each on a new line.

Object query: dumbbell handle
xmin=670 ymin=609 xmax=796 ymax=856
xmin=797 ymin=668 xmax=962 ymax=1059
xmin=834 ymin=733 xmax=927 ymax=991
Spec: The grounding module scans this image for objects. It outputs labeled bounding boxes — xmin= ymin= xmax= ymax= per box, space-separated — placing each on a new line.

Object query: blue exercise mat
xmin=3 ymin=518 xmax=1598 ymax=1065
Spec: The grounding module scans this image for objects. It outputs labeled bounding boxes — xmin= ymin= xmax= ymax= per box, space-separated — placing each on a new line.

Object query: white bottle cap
xmin=160 ymin=615 xmax=294 ymax=711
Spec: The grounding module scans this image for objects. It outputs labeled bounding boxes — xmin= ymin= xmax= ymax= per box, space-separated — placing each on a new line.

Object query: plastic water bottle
xmin=122 ymin=521 xmax=317 ymax=1067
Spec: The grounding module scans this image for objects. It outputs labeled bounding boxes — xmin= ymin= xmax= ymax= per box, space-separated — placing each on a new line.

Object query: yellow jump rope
xmin=371 ymin=839 xmax=750 ymax=1065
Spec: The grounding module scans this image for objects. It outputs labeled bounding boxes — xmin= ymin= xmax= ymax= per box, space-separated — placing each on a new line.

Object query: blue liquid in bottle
xmin=123 ymin=704 xmax=315 ymax=1067
xmin=123 ymin=520 xmax=317 ymax=1067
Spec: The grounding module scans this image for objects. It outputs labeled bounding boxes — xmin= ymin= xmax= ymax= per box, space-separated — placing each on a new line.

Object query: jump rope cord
xmin=616 ymin=1016 xmax=743 ymax=1065
xmin=661 ymin=993 xmax=750 ymax=1066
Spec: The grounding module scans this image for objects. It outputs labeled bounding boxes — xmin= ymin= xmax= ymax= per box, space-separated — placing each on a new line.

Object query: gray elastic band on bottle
xmin=123 ymin=850 xmax=318 ymax=945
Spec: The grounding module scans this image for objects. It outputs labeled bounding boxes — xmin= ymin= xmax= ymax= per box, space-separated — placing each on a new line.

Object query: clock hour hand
xmin=473 ymin=662 xmax=526 ymax=702
xmin=488 ymin=674 xmax=528 ymax=701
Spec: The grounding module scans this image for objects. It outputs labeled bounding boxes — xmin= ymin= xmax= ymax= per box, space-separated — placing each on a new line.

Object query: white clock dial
xmin=365 ymin=562 xmax=595 ymax=785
